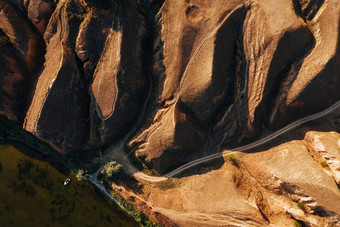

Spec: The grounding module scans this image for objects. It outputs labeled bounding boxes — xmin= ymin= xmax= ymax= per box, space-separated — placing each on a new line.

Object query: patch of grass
xmin=0 ymin=34 xmax=11 ymax=46
xmin=75 ymin=13 xmax=84 ymax=21
xmin=66 ymin=0 xmax=86 ymax=22
xmin=297 ymin=202 xmax=306 ymax=212
xmin=320 ymin=161 xmax=329 ymax=168
xmin=102 ymin=161 xmax=123 ymax=178
xmin=137 ymin=157 xmax=160 ymax=177
xmin=155 ymin=179 xmax=177 ymax=191
xmin=98 ymin=161 xmax=123 ymax=183
xmin=76 ymin=169 xmax=90 ymax=181
xmin=225 ymin=154 xmax=238 ymax=166
xmin=82 ymin=0 xmax=120 ymax=11
xmin=294 ymin=220 xmax=302 ymax=227
xmin=142 ymin=166 xmax=160 ymax=177
xmin=226 ymin=154 xmax=236 ymax=162
xmin=107 ymin=186 xmax=160 ymax=227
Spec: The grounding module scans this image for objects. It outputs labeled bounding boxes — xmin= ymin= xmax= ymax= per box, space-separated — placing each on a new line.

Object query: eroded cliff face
xmin=1 ymin=0 xmax=339 ymax=171
xmin=0 ymin=0 xmax=339 ymax=168
xmin=130 ymin=0 xmax=340 ymax=174
xmin=1 ymin=0 xmax=340 ymax=226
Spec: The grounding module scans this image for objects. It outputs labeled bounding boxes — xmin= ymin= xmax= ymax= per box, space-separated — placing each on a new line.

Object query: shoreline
xmin=1 ymin=136 xmax=159 ymax=226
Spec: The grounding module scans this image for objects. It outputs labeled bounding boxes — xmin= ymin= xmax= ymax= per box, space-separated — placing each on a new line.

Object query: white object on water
xmin=64 ymin=178 xmax=71 ymax=186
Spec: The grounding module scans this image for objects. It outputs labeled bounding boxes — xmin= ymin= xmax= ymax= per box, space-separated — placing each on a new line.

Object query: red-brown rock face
xmin=0 ymin=0 xmax=339 ymax=173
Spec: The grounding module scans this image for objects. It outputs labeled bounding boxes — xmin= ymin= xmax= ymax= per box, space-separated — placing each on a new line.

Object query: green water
xmin=0 ymin=142 xmax=138 ymax=226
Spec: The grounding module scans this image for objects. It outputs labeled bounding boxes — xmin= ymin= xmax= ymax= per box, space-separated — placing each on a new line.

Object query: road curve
xmin=134 ymin=99 xmax=340 ymax=182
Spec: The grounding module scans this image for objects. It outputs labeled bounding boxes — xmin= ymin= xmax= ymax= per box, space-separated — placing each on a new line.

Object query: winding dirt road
xmin=134 ymin=99 xmax=340 ymax=182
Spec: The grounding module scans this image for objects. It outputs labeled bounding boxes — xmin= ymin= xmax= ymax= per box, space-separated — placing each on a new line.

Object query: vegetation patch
xmin=294 ymin=220 xmax=303 ymax=227
xmin=67 ymin=0 xmax=88 ymax=22
xmin=320 ymin=161 xmax=329 ymax=168
xmin=107 ymin=186 xmax=160 ymax=227
xmin=76 ymin=169 xmax=91 ymax=181
xmin=225 ymin=154 xmax=238 ymax=166
xmin=96 ymin=161 xmax=160 ymax=226
xmin=297 ymin=201 xmax=306 ymax=213
xmin=141 ymin=164 xmax=160 ymax=177
xmin=0 ymin=34 xmax=11 ymax=46
xmin=155 ymin=178 xmax=178 ymax=191
xmin=98 ymin=161 xmax=123 ymax=183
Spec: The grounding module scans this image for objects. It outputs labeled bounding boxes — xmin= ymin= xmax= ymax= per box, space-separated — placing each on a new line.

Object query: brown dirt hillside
xmin=1 ymin=0 xmax=340 ymax=225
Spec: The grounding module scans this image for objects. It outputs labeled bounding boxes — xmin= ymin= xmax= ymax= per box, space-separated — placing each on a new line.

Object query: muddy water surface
xmin=0 ymin=142 xmax=138 ymax=226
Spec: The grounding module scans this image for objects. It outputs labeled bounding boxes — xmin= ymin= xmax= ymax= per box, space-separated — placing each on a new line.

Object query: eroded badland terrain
xmin=1 ymin=0 xmax=340 ymax=226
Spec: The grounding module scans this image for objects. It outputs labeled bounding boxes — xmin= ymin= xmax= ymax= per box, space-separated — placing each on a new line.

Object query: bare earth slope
xmin=1 ymin=0 xmax=340 ymax=226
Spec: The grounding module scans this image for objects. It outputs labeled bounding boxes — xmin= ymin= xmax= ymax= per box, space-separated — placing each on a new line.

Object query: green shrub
xmin=76 ymin=169 xmax=90 ymax=181
xmin=226 ymin=154 xmax=236 ymax=162
xmin=294 ymin=220 xmax=302 ymax=227
xmin=225 ymin=154 xmax=238 ymax=166
xmin=108 ymin=188 xmax=160 ymax=227
xmin=297 ymin=202 xmax=306 ymax=212
xmin=320 ymin=161 xmax=329 ymax=168
xmin=100 ymin=161 xmax=123 ymax=181
xmin=0 ymin=35 xmax=11 ymax=46
xmin=75 ymin=13 xmax=84 ymax=21
xmin=155 ymin=179 xmax=177 ymax=191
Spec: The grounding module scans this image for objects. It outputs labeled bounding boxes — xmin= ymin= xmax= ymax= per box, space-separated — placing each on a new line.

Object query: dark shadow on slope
xmin=212 ymin=5 xmax=252 ymax=149
xmin=143 ymin=6 xmax=250 ymax=176
xmin=253 ymin=26 xmax=315 ymax=132
xmin=188 ymin=5 xmax=246 ymax=126
xmin=304 ymin=0 xmax=325 ymax=21
xmin=130 ymin=6 xmax=340 ymax=182
xmin=269 ymin=16 xmax=340 ymax=131
xmin=96 ymin=2 xmax=150 ymax=148
xmin=37 ymin=47 xmax=93 ymax=165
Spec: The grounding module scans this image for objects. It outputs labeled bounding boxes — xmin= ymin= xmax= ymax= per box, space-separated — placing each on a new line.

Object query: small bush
xmin=225 ymin=154 xmax=238 ymax=166
xmin=0 ymin=35 xmax=11 ymax=46
xmin=294 ymin=220 xmax=302 ymax=227
xmin=76 ymin=169 xmax=90 ymax=181
xmin=99 ymin=161 xmax=123 ymax=181
xmin=297 ymin=202 xmax=306 ymax=212
xmin=156 ymin=179 xmax=177 ymax=191
xmin=108 ymin=188 xmax=160 ymax=227
xmin=320 ymin=161 xmax=329 ymax=168
xmin=75 ymin=14 xmax=84 ymax=21
xmin=226 ymin=154 xmax=236 ymax=162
